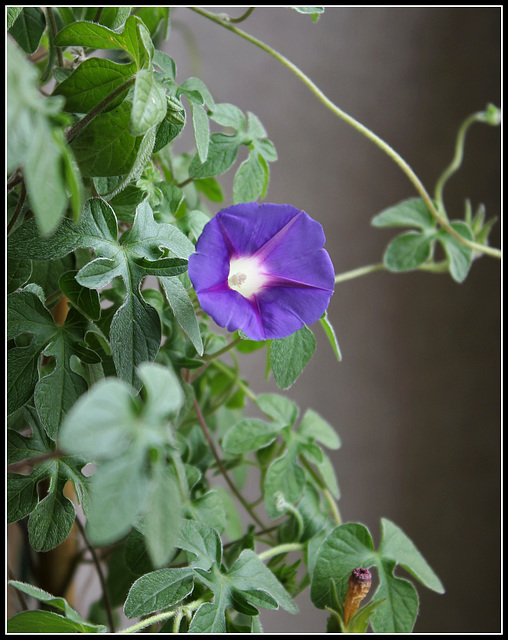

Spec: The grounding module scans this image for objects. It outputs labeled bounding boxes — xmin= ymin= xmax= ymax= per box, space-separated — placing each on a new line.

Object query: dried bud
xmin=343 ymin=567 xmax=372 ymax=626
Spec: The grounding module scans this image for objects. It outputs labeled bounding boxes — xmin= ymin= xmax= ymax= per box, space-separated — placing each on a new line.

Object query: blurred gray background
xmin=166 ymin=7 xmax=500 ymax=634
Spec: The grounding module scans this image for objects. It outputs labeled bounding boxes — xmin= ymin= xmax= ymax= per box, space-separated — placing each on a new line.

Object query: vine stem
xmin=434 ymin=112 xmax=486 ymax=210
xmin=334 ymin=260 xmax=449 ymax=284
xmin=202 ymin=336 xmax=243 ymax=361
xmin=46 ymin=8 xmax=64 ymax=68
xmin=119 ymin=597 xmax=208 ymax=633
xmin=193 ymin=397 xmax=266 ymax=529
xmin=257 ymin=542 xmax=305 ymax=561
xmin=189 ymin=7 xmax=501 ymax=261
xmin=74 ymin=518 xmax=115 ymax=633
xmin=211 ymin=359 xmax=258 ymax=404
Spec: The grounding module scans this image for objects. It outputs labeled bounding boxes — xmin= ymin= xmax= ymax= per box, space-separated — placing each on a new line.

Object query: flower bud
xmin=343 ymin=567 xmax=372 ymax=626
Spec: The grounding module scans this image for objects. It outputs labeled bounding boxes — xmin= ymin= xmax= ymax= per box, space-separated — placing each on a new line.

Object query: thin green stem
xmin=189 ymin=7 xmax=501 ymax=261
xmin=228 ymin=7 xmax=256 ymax=23
xmin=202 ymin=336 xmax=243 ymax=361
xmin=7 ymin=181 xmax=27 ymax=236
xmin=334 ymin=260 xmax=449 ymax=284
xmin=211 ymin=359 xmax=258 ymax=403
xmin=257 ymin=542 xmax=305 ymax=561
xmin=193 ymin=397 xmax=266 ymax=529
xmin=172 ymin=609 xmax=184 ymax=634
xmin=46 ymin=8 xmax=64 ymax=68
xmin=434 ymin=112 xmax=485 ymax=211
xmin=335 ymin=263 xmax=386 ymax=284
xmin=75 ymin=518 xmax=115 ymax=633
xmin=119 ymin=597 xmax=207 ymax=633
xmin=299 ymin=454 xmax=341 ymax=525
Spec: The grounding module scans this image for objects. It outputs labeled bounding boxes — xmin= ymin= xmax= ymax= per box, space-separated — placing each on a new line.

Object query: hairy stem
xmin=46 ymin=8 xmax=64 ymax=68
xmin=119 ymin=597 xmax=208 ymax=633
xmin=193 ymin=398 xmax=266 ymax=529
xmin=257 ymin=542 xmax=305 ymax=561
xmin=189 ymin=6 xmax=501 ymax=260
xmin=75 ymin=518 xmax=115 ymax=633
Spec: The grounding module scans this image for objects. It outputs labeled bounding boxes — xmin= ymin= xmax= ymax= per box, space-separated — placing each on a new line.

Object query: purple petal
xmin=256 ymin=285 xmax=333 ymax=339
xmin=215 ymin=202 xmax=304 ymax=257
xmin=188 ymin=215 xmax=230 ymax=293
xmin=197 ymin=288 xmax=265 ymax=339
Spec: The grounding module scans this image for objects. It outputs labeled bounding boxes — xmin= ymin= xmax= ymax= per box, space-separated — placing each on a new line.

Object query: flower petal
xmin=215 ymin=202 xmax=304 ymax=257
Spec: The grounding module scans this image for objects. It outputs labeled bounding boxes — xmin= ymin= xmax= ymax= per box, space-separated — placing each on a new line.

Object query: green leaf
xmin=371 ymin=197 xmax=436 ymax=230
xmin=7 ymin=258 xmax=32 ymax=295
xmin=270 ymin=326 xmax=316 ymax=389
xmin=8 ymin=7 xmax=46 ymax=54
xmin=57 ymin=132 xmax=84 ymax=224
xmin=264 ymin=450 xmax=306 ymax=518
xmin=233 ymin=150 xmax=266 ymax=204
xmin=102 ymin=125 xmax=158 ymax=200
xmin=159 ymin=276 xmax=204 ymax=355
xmin=59 ymin=270 xmax=101 ymax=321
xmin=292 ymin=7 xmax=325 ymax=21
xmin=141 ymin=462 xmax=183 ymax=568
xmin=310 ymin=520 xmax=444 ymax=633
xmin=23 ymin=124 xmax=69 ymax=236
xmin=256 ymin=393 xmax=299 ymax=426
xmin=153 ymin=97 xmax=186 ymax=154
xmin=437 ymin=220 xmax=474 ymax=283
xmin=370 ymin=560 xmax=419 ymax=633
xmin=298 ymin=409 xmax=341 ymax=450
xmin=70 ymin=101 xmax=144 ymax=177
xmin=222 ymin=419 xmax=284 ymax=454
xmin=86 ymin=446 xmax=151 ymax=545
xmin=377 ymin=518 xmax=445 ymax=594
xmin=153 ymin=49 xmax=176 ymax=79
xmin=189 ymin=548 xmax=297 ymax=632
xmin=28 ymin=479 xmax=76 ymax=552
xmin=7 ymin=291 xmax=90 ymax=432
xmin=7 ymin=7 xmax=23 ymax=29
xmin=189 ymin=100 xmax=210 ymax=163
xmin=7 ymin=610 xmax=100 ymax=633
xmin=208 ymin=102 xmax=246 ymax=130
xmin=8 ymin=580 xmax=97 ymax=627
xmin=124 ymin=568 xmax=194 ymax=618
xmin=137 ymin=361 xmax=185 ymax=422
xmin=131 ymin=69 xmax=168 ymax=136
xmin=310 ymin=523 xmax=376 ymax=609
xmin=187 ymin=490 xmax=226 ymax=534
xmin=227 ymin=549 xmax=298 ymax=614
xmin=7 ymin=473 xmax=41 ymax=524
xmin=55 ymin=16 xmax=152 ymax=69
xmin=53 ymin=57 xmax=136 ymax=114
xmin=188 ymin=133 xmax=242 ymax=179
xmin=33 ymin=310 xmax=90 ymax=438
xmin=176 ymin=519 xmax=222 ymax=571
xmin=383 ymin=231 xmax=434 ymax=272
xmin=59 ymin=378 xmax=139 ymax=459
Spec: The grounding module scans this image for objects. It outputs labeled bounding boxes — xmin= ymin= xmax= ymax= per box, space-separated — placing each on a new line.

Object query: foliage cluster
xmin=7 ymin=6 xmax=499 ymax=634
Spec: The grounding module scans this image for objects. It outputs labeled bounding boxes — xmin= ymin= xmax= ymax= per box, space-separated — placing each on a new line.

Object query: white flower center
xmin=228 ymin=256 xmax=269 ymax=299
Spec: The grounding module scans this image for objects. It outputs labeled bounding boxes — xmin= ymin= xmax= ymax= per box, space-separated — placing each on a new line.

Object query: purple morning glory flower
xmin=188 ymin=202 xmax=335 ymax=341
